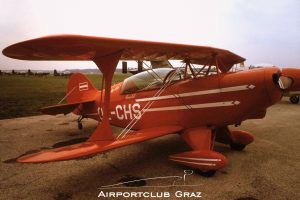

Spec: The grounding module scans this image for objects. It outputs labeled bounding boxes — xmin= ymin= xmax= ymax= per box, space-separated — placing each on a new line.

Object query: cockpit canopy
xmin=121 ymin=68 xmax=182 ymax=94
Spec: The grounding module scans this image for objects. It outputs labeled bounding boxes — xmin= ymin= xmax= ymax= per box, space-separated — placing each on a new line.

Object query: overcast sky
xmin=0 ymin=0 xmax=299 ymax=70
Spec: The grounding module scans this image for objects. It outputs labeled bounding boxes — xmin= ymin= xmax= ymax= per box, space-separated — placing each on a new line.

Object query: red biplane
xmin=3 ymin=35 xmax=300 ymax=176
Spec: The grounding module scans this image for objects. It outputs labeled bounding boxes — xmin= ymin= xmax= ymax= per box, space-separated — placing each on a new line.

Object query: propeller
xmin=278 ymin=76 xmax=293 ymax=90
xmin=281 ymin=68 xmax=300 ymax=92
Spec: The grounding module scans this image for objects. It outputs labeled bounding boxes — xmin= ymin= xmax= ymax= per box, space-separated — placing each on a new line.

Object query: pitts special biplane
xmin=3 ymin=35 xmax=300 ymax=176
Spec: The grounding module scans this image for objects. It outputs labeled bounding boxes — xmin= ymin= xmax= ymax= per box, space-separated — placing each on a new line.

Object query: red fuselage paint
xmin=82 ymin=67 xmax=282 ymax=130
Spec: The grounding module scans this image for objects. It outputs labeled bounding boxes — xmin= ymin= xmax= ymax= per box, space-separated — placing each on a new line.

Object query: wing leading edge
xmin=2 ymin=35 xmax=245 ymax=73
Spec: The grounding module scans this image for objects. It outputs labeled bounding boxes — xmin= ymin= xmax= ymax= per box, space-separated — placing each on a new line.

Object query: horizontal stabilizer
xmin=17 ymin=125 xmax=183 ymax=163
xmin=40 ymin=100 xmax=95 ymax=115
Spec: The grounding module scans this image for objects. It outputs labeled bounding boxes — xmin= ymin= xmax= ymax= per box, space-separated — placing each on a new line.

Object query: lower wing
xmin=17 ymin=125 xmax=183 ymax=163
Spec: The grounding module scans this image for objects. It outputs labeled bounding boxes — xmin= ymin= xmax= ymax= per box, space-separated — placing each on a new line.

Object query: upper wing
xmin=2 ymin=35 xmax=245 ymax=73
xmin=17 ymin=125 xmax=183 ymax=163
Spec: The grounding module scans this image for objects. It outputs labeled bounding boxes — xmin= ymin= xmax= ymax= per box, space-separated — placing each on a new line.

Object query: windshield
xmin=121 ymin=68 xmax=174 ymax=94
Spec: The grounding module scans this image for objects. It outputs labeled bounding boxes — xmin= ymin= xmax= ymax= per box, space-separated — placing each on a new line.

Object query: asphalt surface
xmin=0 ymin=97 xmax=299 ymax=200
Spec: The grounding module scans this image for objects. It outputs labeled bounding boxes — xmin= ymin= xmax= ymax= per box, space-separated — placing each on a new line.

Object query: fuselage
xmin=82 ymin=67 xmax=283 ymax=130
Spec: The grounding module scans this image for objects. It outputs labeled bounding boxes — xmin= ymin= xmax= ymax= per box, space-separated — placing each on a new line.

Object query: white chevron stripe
xmin=136 ymin=85 xmax=255 ymax=102
xmin=143 ymin=101 xmax=239 ymax=112
xmin=170 ymin=156 xmax=222 ymax=162
xmin=170 ymin=158 xmax=216 ymax=166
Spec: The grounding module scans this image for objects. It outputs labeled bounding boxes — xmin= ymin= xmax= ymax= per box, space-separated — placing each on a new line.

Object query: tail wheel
xmin=78 ymin=122 xmax=83 ymax=130
xmin=77 ymin=115 xmax=83 ymax=130
xmin=289 ymin=96 xmax=300 ymax=104
xmin=230 ymin=142 xmax=246 ymax=151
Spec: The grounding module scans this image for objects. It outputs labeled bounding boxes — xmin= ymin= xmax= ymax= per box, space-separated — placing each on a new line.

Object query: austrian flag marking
xmin=79 ymin=82 xmax=89 ymax=91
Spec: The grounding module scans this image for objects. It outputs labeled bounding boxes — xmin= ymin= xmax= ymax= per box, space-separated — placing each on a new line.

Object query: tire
xmin=289 ymin=96 xmax=300 ymax=104
xmin=230 ymin=142 xmax=246 ymax=151
xmin=195 ymin=170 xmax=216 ymax=177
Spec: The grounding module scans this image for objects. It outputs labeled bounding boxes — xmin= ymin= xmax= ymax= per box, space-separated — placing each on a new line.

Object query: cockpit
xmin=121 ymin=68 xmax=183 ymax=94
xmin=120 ymin=58 xmax=223 ymax=95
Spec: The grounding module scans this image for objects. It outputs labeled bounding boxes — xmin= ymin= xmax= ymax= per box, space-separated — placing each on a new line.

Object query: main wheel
xmin=230 ymin=142 xmax=246 ymax=151
xmin=289 ymin=96 xmax=300 ymax=104
xmin=195 ymin=170 xmax=216 ymax=177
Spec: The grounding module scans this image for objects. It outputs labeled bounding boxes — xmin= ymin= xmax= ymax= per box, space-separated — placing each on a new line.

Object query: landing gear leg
xmin=169 ymin=127 xmax=227 ymax=177
xmin=77 ymin=116 xmax=83 ymax=130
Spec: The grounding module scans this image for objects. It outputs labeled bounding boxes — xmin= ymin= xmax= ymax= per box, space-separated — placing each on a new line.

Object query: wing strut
xmin=88 ymin=50 xmax=123 ymax=141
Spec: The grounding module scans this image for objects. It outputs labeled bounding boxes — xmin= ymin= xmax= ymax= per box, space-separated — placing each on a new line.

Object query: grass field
xmin=0 ymin=73 xmax=130 ymax=119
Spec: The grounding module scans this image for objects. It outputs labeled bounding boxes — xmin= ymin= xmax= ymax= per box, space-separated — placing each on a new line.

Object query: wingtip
xmin=15 ymin=141 xmax=110 ymax=163
xmin=2 ymin=42 xmax=29 ymax=60
xmin=2 ymin=45 xmax=11 ymax=57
